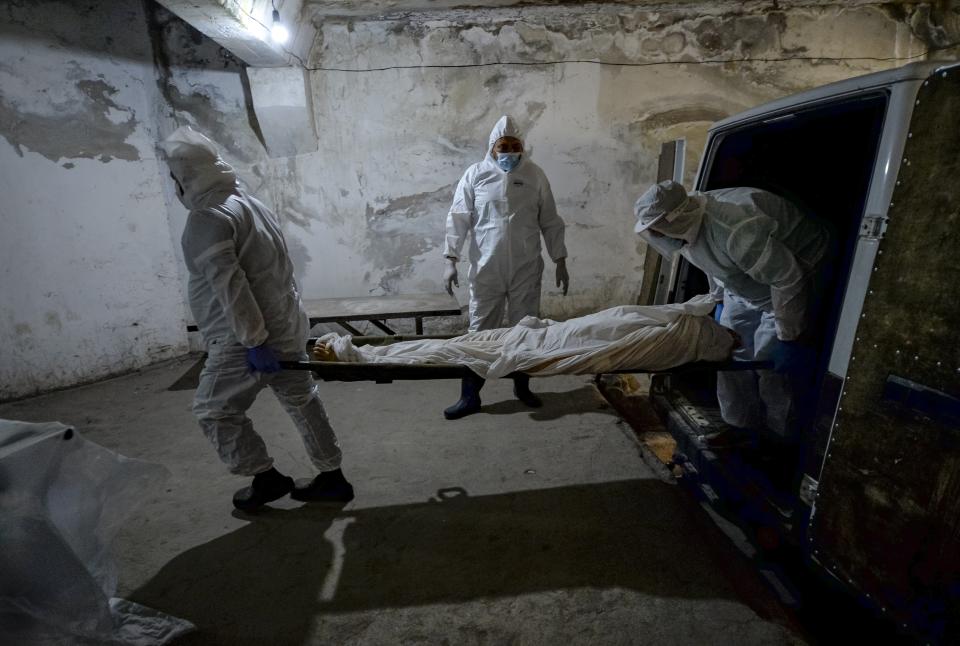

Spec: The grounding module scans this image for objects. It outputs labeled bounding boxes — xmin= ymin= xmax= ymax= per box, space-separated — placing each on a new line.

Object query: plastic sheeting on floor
xmin=321 ymin=295 xmax=735 ymax=379
xmin=0 ymin=419 xmax=195 ymax=645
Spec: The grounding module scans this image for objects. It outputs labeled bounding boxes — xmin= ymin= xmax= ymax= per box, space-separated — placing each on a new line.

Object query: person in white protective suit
xmin=634 ymin=180 xmax=830 ymax=442
xmin=441 ymin=115 xmax=569 ymax=419
xmin=161 ymin=126 xmax=353 ymax=510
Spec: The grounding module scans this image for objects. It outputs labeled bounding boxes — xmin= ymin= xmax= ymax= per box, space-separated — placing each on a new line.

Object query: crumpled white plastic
xmin=0 ymin=420 xmax=195 ymax=645
xmin=320 ymin=295 xmax=734 ymax=379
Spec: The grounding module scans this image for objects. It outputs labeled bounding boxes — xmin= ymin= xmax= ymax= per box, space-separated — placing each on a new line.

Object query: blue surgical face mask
xmin=496 ymin=152 xmax=521 ymax=172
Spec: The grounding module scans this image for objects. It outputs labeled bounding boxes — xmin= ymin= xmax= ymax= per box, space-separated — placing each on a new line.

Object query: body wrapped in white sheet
xmin=319 ymin=295 xmax=734 ymax=379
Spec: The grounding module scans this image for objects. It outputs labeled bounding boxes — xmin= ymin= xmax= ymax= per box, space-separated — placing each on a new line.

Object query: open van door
xmin=809 ymin=64 xmax=960 ymax=641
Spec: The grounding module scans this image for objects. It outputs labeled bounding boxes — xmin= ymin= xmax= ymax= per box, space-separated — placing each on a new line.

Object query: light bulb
xmin=271 ymin=9 xmax=289 ymax=44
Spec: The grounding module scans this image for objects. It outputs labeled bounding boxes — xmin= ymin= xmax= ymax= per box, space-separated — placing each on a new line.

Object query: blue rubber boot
xmin=444 ymin=375 xmax=484 ymax=420
xmin=512 ymin=374 xmax=543 ymax=408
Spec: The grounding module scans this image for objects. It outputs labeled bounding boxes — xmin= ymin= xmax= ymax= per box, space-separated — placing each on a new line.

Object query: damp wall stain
xmin=363 ymin=187 xmax=452 ymax=293
xmin=159 ymin=83 xmax=255 ymax=163
xmin=0 ymin=66 xmax=140 ymax=163
xmin=44 ymin=311 xmax=63 ymax=333
xmin=308 ymin=3 xmax=957 ymax=97
xmin=638 ymin=107 xmax=732 ymax=133
xmin=285 ymin=235 xmax=313 ymax=281
xmin=1 ymin=0 xmax=191 ymax=400
xmin=146 ymin=3 xmax=264 ymax=165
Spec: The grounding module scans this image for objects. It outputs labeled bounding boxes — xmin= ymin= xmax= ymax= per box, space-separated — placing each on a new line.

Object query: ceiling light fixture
xmin=270 ymin=4 xmax=289 ymax=44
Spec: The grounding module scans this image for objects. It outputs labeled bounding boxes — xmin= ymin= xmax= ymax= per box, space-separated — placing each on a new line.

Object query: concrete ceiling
xmin=158 ymin=0 xmax=926 ymax=67
xmin=302 ymin=0 xmax=918 ymax=20
xmin=304 ymin=1 xmax=709 ymax=20
xmin=157 ymin=0 xmax=315 ymax=67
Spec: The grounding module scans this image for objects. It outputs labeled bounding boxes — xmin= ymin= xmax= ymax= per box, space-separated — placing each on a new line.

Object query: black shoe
xmin=512 ymin=375 xmax=543 ymax=408
xmin=701 ymin=426 xmax=756 ymax=450
xmin=444 ymin=375 xmax=484 ymax=420
xmin=232 ymin=467 xmax=294 ymax=511
xmin=290 ymin=468 xmax=355 ymax=503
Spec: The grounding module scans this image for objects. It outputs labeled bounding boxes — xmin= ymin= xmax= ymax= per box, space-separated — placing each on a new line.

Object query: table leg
xmin=415 ymin=317 xmax=424 ymax=335
xmin=368 ymin=319 xmax=397 ymax=335
xmin=337 ymin=321 xmax=364 ymax=335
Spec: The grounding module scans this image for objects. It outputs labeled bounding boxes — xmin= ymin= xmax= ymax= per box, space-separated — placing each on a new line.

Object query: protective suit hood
xmin=161 ymin=126 xmax=238 ymax=211
xmin=653 ymin=194 xmax=706 ymax=244
xmin=486 ymin=115 xmax=524 ymax=162
xmin=634 ymin=180 xmax=706 ymax=244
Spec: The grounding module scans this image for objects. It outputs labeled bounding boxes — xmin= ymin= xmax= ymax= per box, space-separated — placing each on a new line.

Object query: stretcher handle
xmin=598 ymin=360 xmax=774 ymax=375
xmin=279 ymin=360 xmax=473 ymax=383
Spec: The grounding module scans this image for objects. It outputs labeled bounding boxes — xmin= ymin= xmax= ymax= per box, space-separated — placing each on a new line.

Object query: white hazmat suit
xmin=444 ymin=116 xmax=567 ymax=331
xmin=162 ymin=127 xmax=342 ymax=476
xmin=635 ymin=182 xmax=829 ymax=438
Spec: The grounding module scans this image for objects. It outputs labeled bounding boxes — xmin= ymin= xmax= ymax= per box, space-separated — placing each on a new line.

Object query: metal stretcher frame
xmin=280 ymin=335 xmax=772 ymax=383
xmin=303 ymin=294 xmax=462 ymax=336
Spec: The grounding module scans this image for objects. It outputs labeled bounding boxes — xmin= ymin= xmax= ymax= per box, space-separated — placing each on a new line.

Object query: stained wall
xmin=148 ymin=2 xmax=959 ymax=325
xmin=292 ymin=3 xmax=949 ymax=319
xmin=0 ymin=0 xmax=188 ymax=399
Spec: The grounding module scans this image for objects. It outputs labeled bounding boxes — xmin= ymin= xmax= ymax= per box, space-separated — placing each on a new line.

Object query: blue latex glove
xmin=713 ymin=302 xmax=724 ymax=322
xmin=771 ymin=340 xmax=814 ymax=375
xmin=246 ymin=344 xmax=281 ymax=373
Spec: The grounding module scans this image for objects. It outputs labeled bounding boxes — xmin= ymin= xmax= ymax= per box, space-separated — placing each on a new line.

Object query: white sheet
xmin=319 ymin=295 xmax=734 ymax=379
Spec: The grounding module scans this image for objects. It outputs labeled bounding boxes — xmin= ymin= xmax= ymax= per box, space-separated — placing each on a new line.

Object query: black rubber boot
xmin=232 ymin=467 xmax=294 ymax=511
xmin=290 ymin=468 xmax=355 ymax=503
xmin=444 ymin=374 xmax=485 ymax=420
xmin=702 ymin=425 xmax=756 ymax=450
xmin=512 ymin=374 xmax=543 ymax=408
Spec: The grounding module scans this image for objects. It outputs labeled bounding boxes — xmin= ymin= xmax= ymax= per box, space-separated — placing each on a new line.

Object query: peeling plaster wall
xmin=303 ymin=2 xmax=952 ymax=320
xmin=147 ymin=2 xmax=957 ymax=331
xmin=0 ymin=0 xmax=188 ymax=400
xmin=149 ymin=6 xmax=453 ymax=334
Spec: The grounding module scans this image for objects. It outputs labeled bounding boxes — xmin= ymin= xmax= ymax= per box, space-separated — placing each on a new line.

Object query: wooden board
xmin=811 ymin=65 xmax=960 ymax=641
xmin=303 ymin=293 xmax=461 ymax=323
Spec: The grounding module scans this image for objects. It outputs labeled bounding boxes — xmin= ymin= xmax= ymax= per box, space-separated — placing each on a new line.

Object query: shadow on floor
xmin=166 ymin=353 xmax=206 ymax=392
xmin=480 ymin=384 xmax=618 ymax=421
xmin=131 ymin=479 xmax=781 ymax=645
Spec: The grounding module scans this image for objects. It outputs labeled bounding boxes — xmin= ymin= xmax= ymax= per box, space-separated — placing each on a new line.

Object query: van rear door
xmin=810 ymin=64 xmax=960 ymax=642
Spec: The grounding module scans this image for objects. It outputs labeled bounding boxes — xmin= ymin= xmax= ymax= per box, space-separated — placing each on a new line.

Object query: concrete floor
xmin=0 ymin=355 xmax=807 ymax=646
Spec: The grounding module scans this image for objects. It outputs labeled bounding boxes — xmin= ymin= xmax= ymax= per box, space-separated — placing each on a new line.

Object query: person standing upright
xmin=442 ymin=115 xmax=569 ymax=420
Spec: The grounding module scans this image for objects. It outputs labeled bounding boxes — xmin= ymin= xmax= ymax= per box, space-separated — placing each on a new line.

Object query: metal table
xmin=303 ymin=293 xmax=462 ymax=335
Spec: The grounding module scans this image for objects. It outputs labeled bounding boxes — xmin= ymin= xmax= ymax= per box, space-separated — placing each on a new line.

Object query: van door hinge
xmin=859 ymin=215 xmax=887 ymax=239
xmin=799 ymin=474 xmax=819 ymax=507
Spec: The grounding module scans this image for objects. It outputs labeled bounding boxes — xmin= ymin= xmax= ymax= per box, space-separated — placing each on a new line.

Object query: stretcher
xmin=278 ymin=335 xmax=772 ymax=383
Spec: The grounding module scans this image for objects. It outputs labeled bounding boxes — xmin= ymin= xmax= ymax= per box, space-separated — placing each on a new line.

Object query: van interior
xmin=651 ymin=91 xmax=891 ymax=541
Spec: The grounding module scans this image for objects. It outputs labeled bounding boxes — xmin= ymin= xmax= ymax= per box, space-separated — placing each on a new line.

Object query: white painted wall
xmin=0 ymin=1 xmax=189 ymax=400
